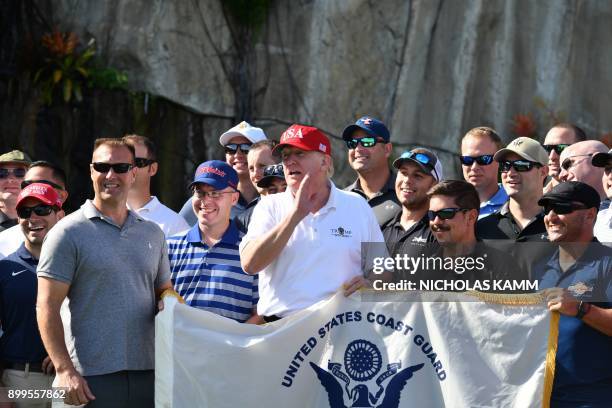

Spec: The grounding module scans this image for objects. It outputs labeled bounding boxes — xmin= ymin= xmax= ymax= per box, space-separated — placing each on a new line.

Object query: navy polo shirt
xmin=0 ymin=243 xmax=47 ymax=363
xmin=535 ymin=240 xmax=612 ymax=406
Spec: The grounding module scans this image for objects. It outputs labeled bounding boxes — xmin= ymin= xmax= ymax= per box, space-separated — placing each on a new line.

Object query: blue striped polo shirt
xmin=167 ymin=220 xmax=258 ymax=322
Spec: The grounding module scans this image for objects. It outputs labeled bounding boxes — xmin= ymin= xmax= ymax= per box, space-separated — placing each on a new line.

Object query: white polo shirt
xmin=240 ymin=182 xmax=385 ymax=317
xmin=128 ymin=196 xmax=189 ymax=237
xmin=0 ymin=225 xmax=23 ymax=259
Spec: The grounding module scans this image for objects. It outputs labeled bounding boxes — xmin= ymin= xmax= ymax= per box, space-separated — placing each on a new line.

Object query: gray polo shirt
xmin=37 ymin=200 xmax=170 ymax=376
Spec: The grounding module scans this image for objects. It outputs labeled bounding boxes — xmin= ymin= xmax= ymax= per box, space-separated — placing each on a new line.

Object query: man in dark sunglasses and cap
xmin=534 ymin=181 xmax=612 ymax=407
xmin=0 ymin=150 xmax=31 ymax=232
xmin=0 ymin=183 xmax=63 ymax=398
xmin=36 ymin=138 xmax=172 ymax=407
xmin=342 ymin=116 xmax=400 ymax=226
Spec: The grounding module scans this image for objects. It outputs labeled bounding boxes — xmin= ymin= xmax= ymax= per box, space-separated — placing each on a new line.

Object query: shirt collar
xmin=16 ymin=242 xmax=36 ymax=263
xmin=186 ymin=219 xmax=240 ymax=245
xmin=600 ymin=199 xmax=610 ymax=211
xmin=348 ymin=172 xmax=396 ymax=196
xmin=127 ymin=196 xmax=160 ymax=213
xmin=482 ymin=184 xmax=508 ymax=207
xmin=82 ymin=199 xmax=143 ymax=225
xmin=319 ymin=181 xmax=339 ymax=213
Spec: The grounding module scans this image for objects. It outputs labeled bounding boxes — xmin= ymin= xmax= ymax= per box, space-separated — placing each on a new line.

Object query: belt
xmin=263 ymin=314 xmax=282 ymax=323
xmin=4 ymin=362 xmax=44 ymax=373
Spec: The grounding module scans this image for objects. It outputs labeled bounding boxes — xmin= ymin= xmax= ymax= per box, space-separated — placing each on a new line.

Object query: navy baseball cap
xmin=189 ymin=160 xmax=238 ymax=191
xmin=257 ymin=164 xmax=285 ymax=188
xmin=341 ymin=116 xmax=390 ymax=142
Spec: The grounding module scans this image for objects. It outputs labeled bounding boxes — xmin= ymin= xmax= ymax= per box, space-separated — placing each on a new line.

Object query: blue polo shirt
xmin=167 ymin=220 xmax=258 ymax=322
xmin=0 ymin=244 xmax=47 ymax=363
xmin=535 ymin=240 xmax=612 ymax=406
xmin=478 ymin=184 xmax=509 ymax=220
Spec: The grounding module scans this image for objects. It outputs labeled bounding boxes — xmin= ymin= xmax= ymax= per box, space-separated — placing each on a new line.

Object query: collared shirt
xmin=128 ymin=196 xmax=189 ymax=237
xmin=240 ymin=183 xmax=386 ymax=317
xmin=477 ymin=201 xmax=548 ymax=242
xmin=478 ymin=184 xmax=509 ymax=220
xmin=594 ymin=207 xmax=612 ymax=244
xmin=345 ymin=172 xmax=400 ymax=226
xmin=0 ymin=224 xmax=23 ymax=259
xmin=535 ymin=240 xmax=612 ymax=404
xmin=0 ymin=211 xmax=16 ymax=233
xmin=0 ymin=244 xmax=46 ymax=363
xmin=167 ymin=220 xmax=258 ymax=322
xmin=37 ymin=200 xmax=170 ymax=376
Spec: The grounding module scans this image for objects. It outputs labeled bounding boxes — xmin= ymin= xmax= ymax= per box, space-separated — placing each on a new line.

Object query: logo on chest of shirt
xmin=330 ymin=226 xmax=352 ymax=238
xmin=567 ymin=281 xmax=593 ymax=297
xmin=411 ymin=236 xmax=427 ymax=244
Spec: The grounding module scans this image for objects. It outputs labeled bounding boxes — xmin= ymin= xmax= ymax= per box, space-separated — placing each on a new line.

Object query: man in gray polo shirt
xmin=36 ymin=138 xmax=171 ymax=407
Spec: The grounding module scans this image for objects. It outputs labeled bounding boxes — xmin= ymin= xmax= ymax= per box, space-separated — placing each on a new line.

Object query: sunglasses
xmin=134 ymin=158 xmax=156 ymax=168
xmin=21 ymin=179 xmax=64 ymax=191
xmin=542 ymin=144 xmax=570 ymax=155
xmin=91 ymin=162 xmax=133 ymax=174
xmin=560 ymin=154 xmax=592 ymax=171
xmin=224 ymin=144 xmax=251 ymax=154
xmin=543 ymin=202 xmax=587 ymax=215
xmin=459 ymin=155 xmax=494 ymax=166
xmin=500 ymin=160 xmax=540 ymax=172
xmin=427 ymin=208 xmax=471 ymax=221
xmin=345 ymin=137 xmax=385 ymax=149
xmin=17 ymin=204 xmax=56 ymax=219
xmin=0 ymin=168 xmax=26 ymax=179
xmin=193 ymin=189 xmax=235 ymax=200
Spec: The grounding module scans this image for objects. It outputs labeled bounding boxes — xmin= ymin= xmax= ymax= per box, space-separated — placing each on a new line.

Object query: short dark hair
xmin=28 ymin=160 xmax=67 ymax=188
xmin=250 ymin=140 xmax=276 ymax=152
xmin=123 ymin=134 xmax=157 ymax=161
xmin=93 ymin=138 xmax=135 ymax=161
xmin=427 ymin=180 xmax=480 ymax=211
xmin=462 ymin=127 xmax=503 ymax=150
xmin=552 ymin=123 xmax=587 ymax=142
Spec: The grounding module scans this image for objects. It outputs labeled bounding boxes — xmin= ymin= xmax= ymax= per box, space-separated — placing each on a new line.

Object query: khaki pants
xmin=2 ymin=368 xmax=53 ymax=408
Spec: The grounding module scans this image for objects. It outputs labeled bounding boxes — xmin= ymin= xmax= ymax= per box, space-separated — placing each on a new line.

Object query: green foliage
xmin=32 ymin=30 xmax=128 ymax=105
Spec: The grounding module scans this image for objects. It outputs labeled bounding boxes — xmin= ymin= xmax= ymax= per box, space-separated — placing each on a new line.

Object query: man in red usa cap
xmin=240 ymin=124 xmax=391 ymax=322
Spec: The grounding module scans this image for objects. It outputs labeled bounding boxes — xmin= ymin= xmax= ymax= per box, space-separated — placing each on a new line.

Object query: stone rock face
xmin=52 ymin=0 xmax=612 ymax=183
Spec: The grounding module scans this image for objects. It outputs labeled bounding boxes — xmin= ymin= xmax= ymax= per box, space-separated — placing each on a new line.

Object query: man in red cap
xmin=0 ymin=183 xmax=63 ymax=403
xmin=240 ymin=124 xmax=390 ymax=322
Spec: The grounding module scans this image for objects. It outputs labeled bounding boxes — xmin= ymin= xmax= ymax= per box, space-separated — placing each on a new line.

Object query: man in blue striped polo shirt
xmin=168 ymin=160 xmax=259 ymax=323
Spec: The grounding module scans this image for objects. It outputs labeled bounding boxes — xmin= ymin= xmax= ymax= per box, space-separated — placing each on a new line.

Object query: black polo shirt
xmin=345 ymin=172 xmax=400 ymax=226
xmin=476 ymin=201 xmax=548 ymax=242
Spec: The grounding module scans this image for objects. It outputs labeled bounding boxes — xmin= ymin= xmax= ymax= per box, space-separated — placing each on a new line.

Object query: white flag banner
xmin=156 ymin=291 xmax=558 ymax=408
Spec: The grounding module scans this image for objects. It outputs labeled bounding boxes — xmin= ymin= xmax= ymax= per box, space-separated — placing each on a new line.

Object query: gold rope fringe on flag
xmin=542 ymin=311 xmax=559 ymax=408
xmin=161 ymin=288 xmax=186 ymax=303
xmin=464 ymin=291 xmax=545 ymax=305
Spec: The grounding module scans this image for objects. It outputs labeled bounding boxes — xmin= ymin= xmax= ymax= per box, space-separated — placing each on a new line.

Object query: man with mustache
xmin=535 ymin=181 xmax=612 ymax=407
xmin=240 ymin=124 xmax=390 ymax=321
xmin=542 ymin=123 xmax=586 ymax=194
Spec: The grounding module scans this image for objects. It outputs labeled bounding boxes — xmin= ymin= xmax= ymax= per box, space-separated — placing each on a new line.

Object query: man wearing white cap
xmin=592 ymin=149 xmax=612 ymax=243
xmin=178 ymin=121 xmax=267 ymax=226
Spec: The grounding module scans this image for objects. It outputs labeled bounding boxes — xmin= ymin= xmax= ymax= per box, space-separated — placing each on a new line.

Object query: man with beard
xmin=592 ymin=149 xmax=612 ymax=243
xmin=0 ymin=150 xmax=31 ymax=232
xmin=460 ymin=127 xmax=508 ymax=219
xmin=381 ymin=148 xmax=443 ymax=281
xmin=0 ymin=183 xmax=63 ymax=405
xmin=535 ymin=181 xmax=612 ymax=407
xmin=542 ymin=123 xmax=586 ymax=194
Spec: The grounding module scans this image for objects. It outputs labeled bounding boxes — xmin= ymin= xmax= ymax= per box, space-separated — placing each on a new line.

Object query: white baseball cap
xmin=219 ymin=121 xmax=267 ymax=146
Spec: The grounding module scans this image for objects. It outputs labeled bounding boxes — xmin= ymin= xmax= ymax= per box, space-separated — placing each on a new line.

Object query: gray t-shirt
xmin=37 ymin=200 xmax=170 ymax=376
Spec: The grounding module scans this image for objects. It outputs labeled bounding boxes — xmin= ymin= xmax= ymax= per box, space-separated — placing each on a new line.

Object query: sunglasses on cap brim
xmin=21 ymin=179 xmax=64 ymax=191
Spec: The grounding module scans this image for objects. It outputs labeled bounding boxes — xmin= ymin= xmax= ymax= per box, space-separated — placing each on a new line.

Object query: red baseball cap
xmin=273 ymin=124 xmax=331 ymax=156
xmin=16 ymin=183 xmax=62 ymax=209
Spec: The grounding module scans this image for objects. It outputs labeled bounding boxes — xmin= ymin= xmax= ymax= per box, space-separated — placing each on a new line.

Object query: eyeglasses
xmin=193 ymin=189 xmax=235 ymax=200
xmin=542 ymin=144 xmax=570 ymax=155
xmin=224 ymin=144 xmax=251 ymax=154
xmin=345 ymin=137 xmax=386 ymax=149
xmin=0 ymin=168 xmax=26 ymax=179
xmin=21 ymin=179 xmax=64 ymax=191
xmin=17 ymin=204 xmax=56 ymax=219
xmin=134 ymin=158 xmax=156 ymax=168
xmin=91 ymin=162 xmax=133 ymax=174
xmin=560 ymin=154 xmax=593 ymax=171
xmin=427 ymin=208 xmax=471 ymax=221
xmin=459 ymin=155 xmax=494 ymax=166
xmin=543 ymin=202 xmax=587 ymax=215
xmin=500 ymin=160 xmax=540 ymax=172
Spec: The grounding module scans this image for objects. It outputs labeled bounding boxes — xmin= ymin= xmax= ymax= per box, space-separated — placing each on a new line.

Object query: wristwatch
xmin=575 ymin=301 xmax=592 ymax=319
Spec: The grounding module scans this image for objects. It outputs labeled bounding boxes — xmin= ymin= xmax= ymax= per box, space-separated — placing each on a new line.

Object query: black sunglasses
xmin=0 ymin=168 xmax=26 ymax=179
xmin=543 ymin=202 xmax=587 ymax=215
xmin=542 ymin=144 xmax=570 ymax=155
xmin=345 ymin=137 xmax=385 ymax=149
xmin=500 ymin=160 xmax=540 ymax=172
xmin=560 ymin=154 xmax=592 ymax=171
xmin=134 ymin=158 xmax=156 ymax=168
xmin=17 ymin=204 xmax=56 ymax=219
xmin=91 ymin=162 xmax=133 ymax=174
xmin=21 ymin=179 xmax=64 ymax=191
xmin=224 ymin=143 xmax=251 ymax=154
xmin=460 ymin=155 xmax=494 ymax=166
xmin=427 ymin=208 xmax=471 ymax=221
